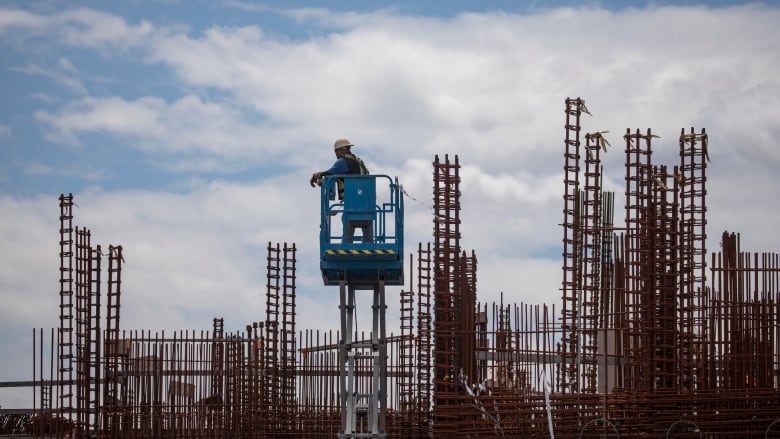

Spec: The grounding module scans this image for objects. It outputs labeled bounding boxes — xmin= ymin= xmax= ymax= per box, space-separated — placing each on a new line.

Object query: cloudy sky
xmin=1 ymin=0 xmax=779 ymax=407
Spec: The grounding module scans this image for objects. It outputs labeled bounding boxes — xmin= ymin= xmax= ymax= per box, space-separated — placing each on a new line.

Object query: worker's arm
xmin=309 ymin=158 xmax=349 ymax=187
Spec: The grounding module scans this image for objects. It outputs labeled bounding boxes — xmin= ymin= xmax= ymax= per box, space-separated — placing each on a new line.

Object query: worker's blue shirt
xmin=325 ymin=158 xmax=350 ymax=175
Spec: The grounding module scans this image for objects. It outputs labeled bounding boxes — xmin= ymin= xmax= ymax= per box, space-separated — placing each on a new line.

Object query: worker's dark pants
xmin=345 ymin=220 xmax=373 ymax=243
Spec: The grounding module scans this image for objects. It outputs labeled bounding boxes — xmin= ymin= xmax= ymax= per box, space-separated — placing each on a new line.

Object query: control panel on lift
xmin=319 ymin=174 xmax=404 ymax=286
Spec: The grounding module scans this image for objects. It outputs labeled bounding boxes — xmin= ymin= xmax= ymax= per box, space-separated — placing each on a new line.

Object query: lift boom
xmin=319 ymin=174 xmax=403 ymax=439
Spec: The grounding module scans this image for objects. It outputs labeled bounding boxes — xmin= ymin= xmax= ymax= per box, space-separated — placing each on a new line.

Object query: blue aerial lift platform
xmin=318 ymin=174 xmax=403 ymax=439
xmin=319 ymin=174 xmax=404 ymax=286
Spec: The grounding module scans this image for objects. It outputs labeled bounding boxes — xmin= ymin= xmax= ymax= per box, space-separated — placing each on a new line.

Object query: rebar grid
xmin=14 ymin=110 xmax=780 ymax=439
xmin=711 ymin=232 xmax=779 ymax=390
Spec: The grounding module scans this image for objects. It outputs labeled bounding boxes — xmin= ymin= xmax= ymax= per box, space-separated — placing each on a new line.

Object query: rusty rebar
xmin=17 ymin=114 xmax=780 ymax=438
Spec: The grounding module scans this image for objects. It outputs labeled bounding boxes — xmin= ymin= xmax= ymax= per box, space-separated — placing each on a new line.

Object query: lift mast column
xmin=319 ymin=175 xmax=404 ymax=439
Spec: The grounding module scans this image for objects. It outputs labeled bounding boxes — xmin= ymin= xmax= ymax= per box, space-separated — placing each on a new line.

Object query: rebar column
xmin=560 ymin=98 xmax=586 ymax=392
xmin=398 ymin=254 xmax=415 ymax=435
xmin=459 ymin=250 xmax=477 ymax=387
xmin=415 ymin=242 xmax=432 ymax=436
xmin=679 ymin=127 xmax=708 ymax=391
xmin=59 ymin=193 xmax=75 ymax=431
xmin=598 ymin=192 xmax=617 ymax=395
xmin=579 ymin=132 xmax=605 ymax=394
xmin=89 ymin=243 xmax=101 ymax=432
xmin=75 ymin=227 xmax=100 ymax=434
xmin=648 ymin=165 xmax=680 ymax=391
xmin=75 ymin=227 xmax=89 ymax=434
xmin=495 ymin=294 xmax=513 ymax=392
xmin=103 ymin=245 xmax=125 ymax=436
xmin=281 ymin=242 xmax=297 ymax=429
xmin=431 ymin=154 xmax=462 ymax=435
xmin=611 ymin=233 xmax=627 ymax=391
xmin=210 ymin=318 xmax=225 ymax=432
xmin=265 ymin=242 xmax=281 ymax=432
xmin=623 ymin=128 xmax=654 ymax=392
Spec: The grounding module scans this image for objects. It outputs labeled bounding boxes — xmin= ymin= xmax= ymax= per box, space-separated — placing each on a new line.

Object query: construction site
xmin=2 ymin=97 xmax=780 ymax=438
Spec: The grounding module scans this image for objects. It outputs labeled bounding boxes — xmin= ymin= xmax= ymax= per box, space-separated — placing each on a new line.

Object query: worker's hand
xmin=309 ymin=172 xmax=320 ymax=187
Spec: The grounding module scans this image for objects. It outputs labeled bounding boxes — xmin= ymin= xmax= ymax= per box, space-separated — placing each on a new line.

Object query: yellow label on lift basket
xmin=325 ymin=249 xmax=395 ymax=255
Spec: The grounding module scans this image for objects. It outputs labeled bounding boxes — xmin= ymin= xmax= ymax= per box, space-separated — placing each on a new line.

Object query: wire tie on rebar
xmin=578 ymin=101 xmax=592 ymax=116
xmin=591 ymin=130 xmax=611 ymax=150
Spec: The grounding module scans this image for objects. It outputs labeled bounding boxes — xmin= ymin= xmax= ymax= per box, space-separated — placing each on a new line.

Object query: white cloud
xmin=0 ymin=6 xmax=155 ymax=51
xmin=13 ymin=62 xmax=87 ymax=94
xmin=35 ymin=95 xmax=282 ymax=164
xmin=56 ymin=7 xmax=155 ymax=49
xmin=0 ymin=195 xmax=60 ymax=330
xmin=0 ymin=8 xmax=49 ymax=33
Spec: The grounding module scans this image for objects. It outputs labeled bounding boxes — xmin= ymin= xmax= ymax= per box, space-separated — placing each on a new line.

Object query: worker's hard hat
xmin=333 ymin=138 xmax=353 ymax=151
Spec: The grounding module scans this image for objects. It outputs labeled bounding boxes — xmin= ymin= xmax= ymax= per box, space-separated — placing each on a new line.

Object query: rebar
xmin=58 ymin=193 xmax=75 ymax=432
xmin=11 ymin=104 xmax=780 ymax=437
xmin=561 ymin=98 xmax=585 ymax=393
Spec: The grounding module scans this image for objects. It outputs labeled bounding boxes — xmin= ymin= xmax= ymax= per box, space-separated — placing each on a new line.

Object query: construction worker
xmin=309 ymin=138 xmax=373 ymax=243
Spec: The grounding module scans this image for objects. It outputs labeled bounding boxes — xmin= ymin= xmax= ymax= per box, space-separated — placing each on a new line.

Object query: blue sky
xmin=2 ymin=0 xmax=780 ymax=407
